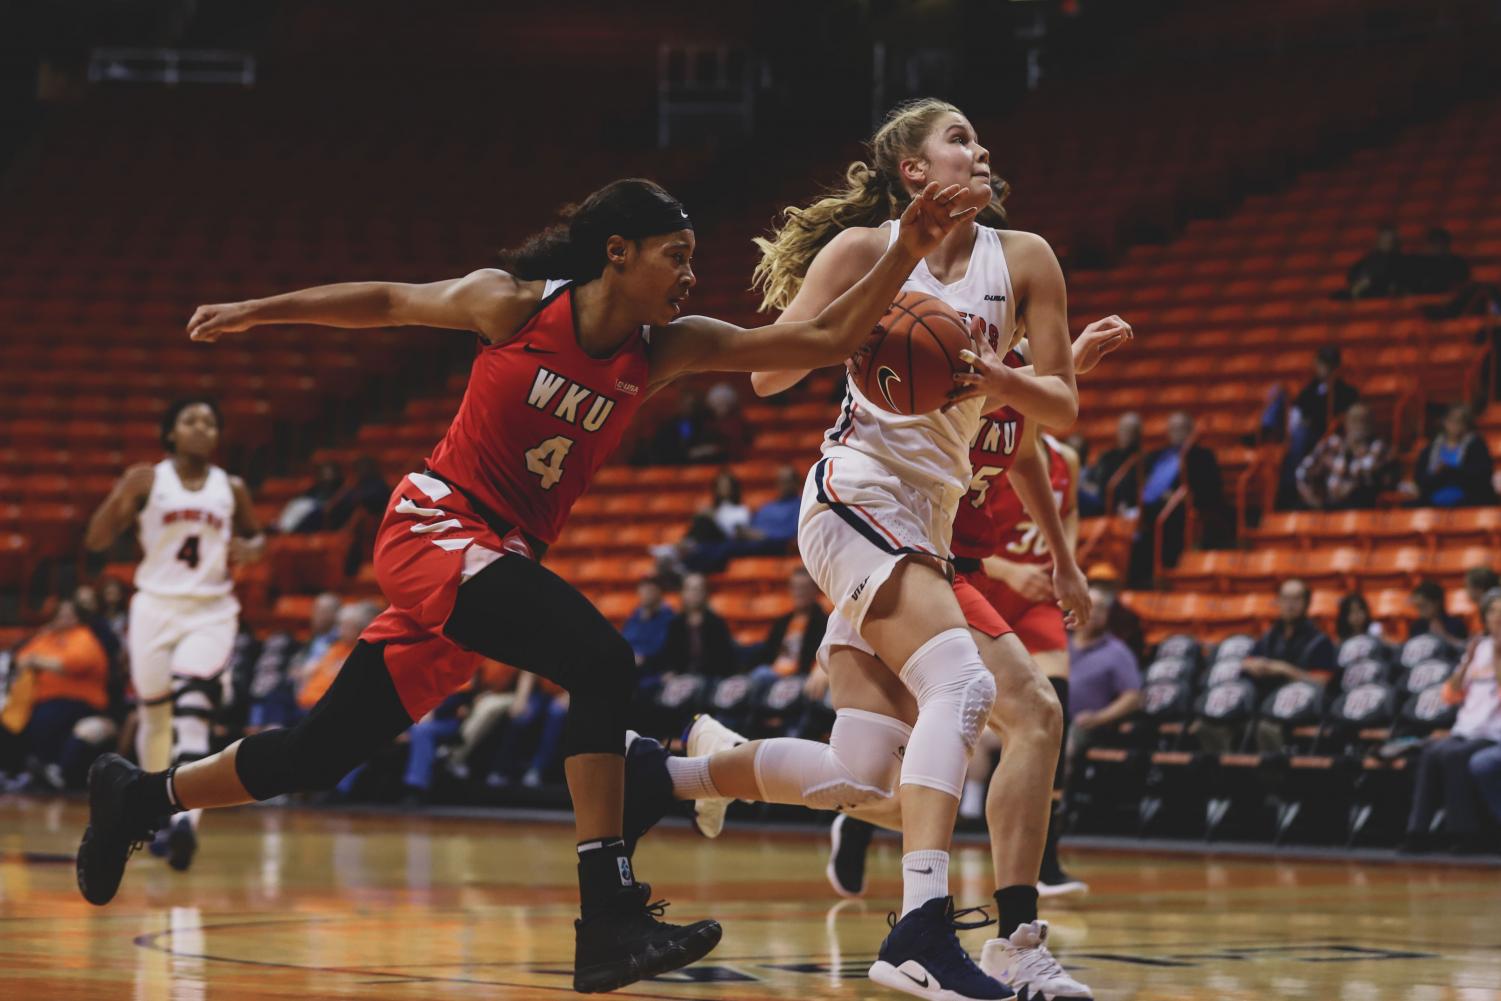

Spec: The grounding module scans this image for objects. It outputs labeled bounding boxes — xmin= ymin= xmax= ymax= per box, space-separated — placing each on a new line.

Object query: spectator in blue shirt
xmin=729 ymin=465 xmax=803 ymax=556
xmin=620 ymin=577 xmax=676 ymax=670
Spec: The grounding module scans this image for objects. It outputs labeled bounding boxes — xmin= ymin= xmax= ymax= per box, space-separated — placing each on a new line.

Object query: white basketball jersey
xmin=135 ymin=459 xmax=237 ymax=598
xmin=821 ymin=221 xmax=1017 ymax=511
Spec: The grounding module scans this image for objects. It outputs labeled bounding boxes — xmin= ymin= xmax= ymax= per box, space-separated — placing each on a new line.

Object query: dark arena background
xmin=2 ymin=2 xmax=1501 ymax=999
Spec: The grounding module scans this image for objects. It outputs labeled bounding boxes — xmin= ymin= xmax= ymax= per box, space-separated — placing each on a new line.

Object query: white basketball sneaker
xmin=980 ymin=920 xmax=1093 ymax=1001
xmin=682 ymin=714 xmax=746 ymax=838
xmin=1036 ymin=876 xmax=1090 ymax=899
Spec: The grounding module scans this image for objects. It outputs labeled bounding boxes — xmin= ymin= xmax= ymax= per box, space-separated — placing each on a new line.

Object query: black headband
xmin=571 ymin=196 xmax=693 ymax=245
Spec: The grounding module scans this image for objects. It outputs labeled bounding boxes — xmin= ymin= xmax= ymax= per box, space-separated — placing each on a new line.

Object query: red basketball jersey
xmin=989 ymin=436 xmax=1075 ymax=566
xmin=950 ymin=349 xmax=1026 ymax=560
xmin=426 ymin=282 xmax=650 ymax=544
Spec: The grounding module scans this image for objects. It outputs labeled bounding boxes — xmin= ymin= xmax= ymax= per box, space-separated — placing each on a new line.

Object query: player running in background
xmin=83 ymin=398 xmax=265 ymax=872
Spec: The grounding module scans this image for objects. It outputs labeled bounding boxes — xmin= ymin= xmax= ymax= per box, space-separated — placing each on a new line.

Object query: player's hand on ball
xmin=187 ymin=302 xmax=255 ymax=342
xmin=944 ymin=315 xmax=1006 ymax=410
xmin=897 ymin=182 xmax=978 ymax=258
xmin=1053 ymin=560 xmax=1091 ymax=630
xmin=1074 ymin=315 xmax=1133 ymax=375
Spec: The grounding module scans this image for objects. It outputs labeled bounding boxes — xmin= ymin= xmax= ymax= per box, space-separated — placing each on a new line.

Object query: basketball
xmin=849 ymin=290 xmax=972 ymax=415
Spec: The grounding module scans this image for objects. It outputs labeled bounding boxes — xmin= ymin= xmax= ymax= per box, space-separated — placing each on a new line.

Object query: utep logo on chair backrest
xmin=1338 ymin=633 xmax=1387 ymax=668
xmin=712 ymin=675 xmax=751 ymax=709
xmin=1147 ymin=657 xmax=1194 ymax=685
xmin=766 ymin=676 xmax=804 ymax=711
xmin=1144 ymin=681 xmax=1187 ymax=716
xmin=1203 ymin=682 xmax=1251 ymax=719
xmin=1413 ymin=685 xmax=1452 ymax=722
xmin=1342 ymin=683 xmax=1389 ymax=721
xmin=1270 ymin=681 xmax=1320 ymax=720
xmin=1214 ymin=634 xmax=1255 ymax=664
xmin=1400 ymin=633 xmax=1452 ymax=669
xmin=1341 ymin=658 xmax=1388 ymax=690
xmin=1206 ymin=659 xmax=1244 ymax=688
xmin=1405 ymin=659 xmax=1453 ymax=693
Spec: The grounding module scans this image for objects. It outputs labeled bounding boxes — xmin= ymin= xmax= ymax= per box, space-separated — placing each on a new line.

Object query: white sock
xmin=900 ymin=849 xmax=949 ymax=917
xmin=665 ymin=755 xmax=722 ymax=801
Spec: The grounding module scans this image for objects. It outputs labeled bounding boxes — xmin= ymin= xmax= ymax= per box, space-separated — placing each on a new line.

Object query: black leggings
xmin=235 ymin=554 xmax=636 ymax=800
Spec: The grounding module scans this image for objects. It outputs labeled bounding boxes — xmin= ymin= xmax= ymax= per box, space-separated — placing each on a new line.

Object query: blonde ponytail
xmin=750 ymin=97 xmax=1010 ymax=314
xmin=750 ymin=160 xmax=902 ymax=313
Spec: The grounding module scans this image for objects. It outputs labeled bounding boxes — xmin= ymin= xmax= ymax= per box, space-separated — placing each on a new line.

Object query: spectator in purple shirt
xmin=1066 ymin=586 xmax=1143 ymax=771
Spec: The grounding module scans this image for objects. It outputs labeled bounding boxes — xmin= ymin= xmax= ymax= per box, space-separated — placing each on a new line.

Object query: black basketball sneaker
xmin=573 ymin=881 xmax=723 ymax=993
xmin=76 ymin=753 xmax=165 ymax=905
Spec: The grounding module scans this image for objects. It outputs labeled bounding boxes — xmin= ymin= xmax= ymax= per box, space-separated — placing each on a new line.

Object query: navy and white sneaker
xmin=621 ymin=731 xmax=679 ymax=855
xmin=868 ymin=896 xmax=1016 ymax=1001
xmin=980 ymin=921 xmax=1092 ymax=1001
xmin=165 ymin=815 xmax=197 ymax=872
xmin=681 ymin=715 xmax=746 ymax=838
xmin=827 ymin=813 xmax=875 ymax=898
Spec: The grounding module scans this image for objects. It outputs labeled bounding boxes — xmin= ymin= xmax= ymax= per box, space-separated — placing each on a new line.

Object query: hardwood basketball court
xmin=1 ymin=798 xmax=1498 ymax=1000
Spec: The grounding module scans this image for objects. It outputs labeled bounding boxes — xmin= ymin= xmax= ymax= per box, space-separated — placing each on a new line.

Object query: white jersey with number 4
xmin=134 ymin=459 xmax=236 ymax=599
xmin=821 ymin=220 xmax=1018 ymax=508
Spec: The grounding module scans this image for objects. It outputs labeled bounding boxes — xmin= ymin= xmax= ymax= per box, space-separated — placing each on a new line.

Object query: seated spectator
xmin=325 ymin=456 xmax=391 ymax=529
xmin=1065 ymin=586 xmax=1143 ymax=774
xmin=1409 ymin=580 xmax=1468 ymax=648
xmin=1199 ymin=579 xmax=1334 ymax=754
xmin=620 ymin=577 xmax=677 ymax=669
xmin=1079 ymin=411 xmax=1141 ymax=516
xmin=731 ymin=465 xmax=803 ymax=555
xmin=1405 ymin=403 xmax=1496 ymax=508
xmin=400 ymin=662 xmax=520 ymax=800
xmin=0 ymin=599 xmax=111 ymax=788
xmin=296 ymin=601 xmax=379 ymax=713
xmin=1403 ymin=588 xmax=1501 ymax=853
xmin=1275 ymin=346 xmax=1361 ymax=506
xmin=749 ymin=569 xmax=828 ymax=680
xmin=646 ymin=392 xmax=725 ymax=466
xmin=1294 ymin=403 xmax=1392 ymax=509
xmin=1242 ymin=579 xmax=1336 ymax=689
xmin=1339 ymin=226 xmax=1407 ymax=300
xmin=1336 ymin=592 xmax=1382 ymax=641
xmin=664 ymin=471 xmax=754 ymax=574
xmin=1088 ymin=565 xmax=1145 ymax=663
xmin=248 ymin=591 xmax=341 ymax=731
xmin=1466 ymin=566 xmax=1499 ymax=616
xmin=487 ymin=671 xmax=569 ymax=789
xmin=701 ymin=381 xmax=750 ymax=464
xmin=658 ymin=573 xmax=737 ymax=678
xmin=1407 ymin=228 xmax=1470 ymax=296
xmin=278 ymin=461 xmax=345 ymax=533
xmin=1127 ymin=411 xmax=1226 ymax=587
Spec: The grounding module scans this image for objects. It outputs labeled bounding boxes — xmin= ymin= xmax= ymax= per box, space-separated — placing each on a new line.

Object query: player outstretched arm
xmin=1001 ymin=423 xmax=1089 ymax=627
xmin=746 ymin=226 xmax=889 ymax=397
xmin=647 ymin=183 xmax=975 ymax=387
xmin=186 ymin=269 xmax=541 ymax=345
xmin=84 ymin=464 xmax=156 ymax=552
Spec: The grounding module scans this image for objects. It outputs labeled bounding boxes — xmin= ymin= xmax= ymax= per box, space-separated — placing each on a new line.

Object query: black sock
xmin=994 ymin=884 xmax=1039 ymax=939
xmin=577 ymin=837 xmax=635 ymax=919
xmin=129 ymin=767 xmax=181 ymax=829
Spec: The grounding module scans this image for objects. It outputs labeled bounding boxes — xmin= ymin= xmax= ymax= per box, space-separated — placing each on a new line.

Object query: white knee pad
xmin=173 ymin=686 xmax=215 ymax=763
xmin=752 ymin=709 xmax=913 ymax=811
xmin=898 ymin=627 xmax=996 ymax=797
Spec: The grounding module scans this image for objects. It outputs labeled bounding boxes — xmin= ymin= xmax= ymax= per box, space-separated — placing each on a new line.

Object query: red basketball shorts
xmin=959 ymin=570 xmax=1068 ymax=653
xmin=951 ymin=574 xmax=1015 ymax=640
xmin=360 ymin=471 xmax=519 ymax=721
